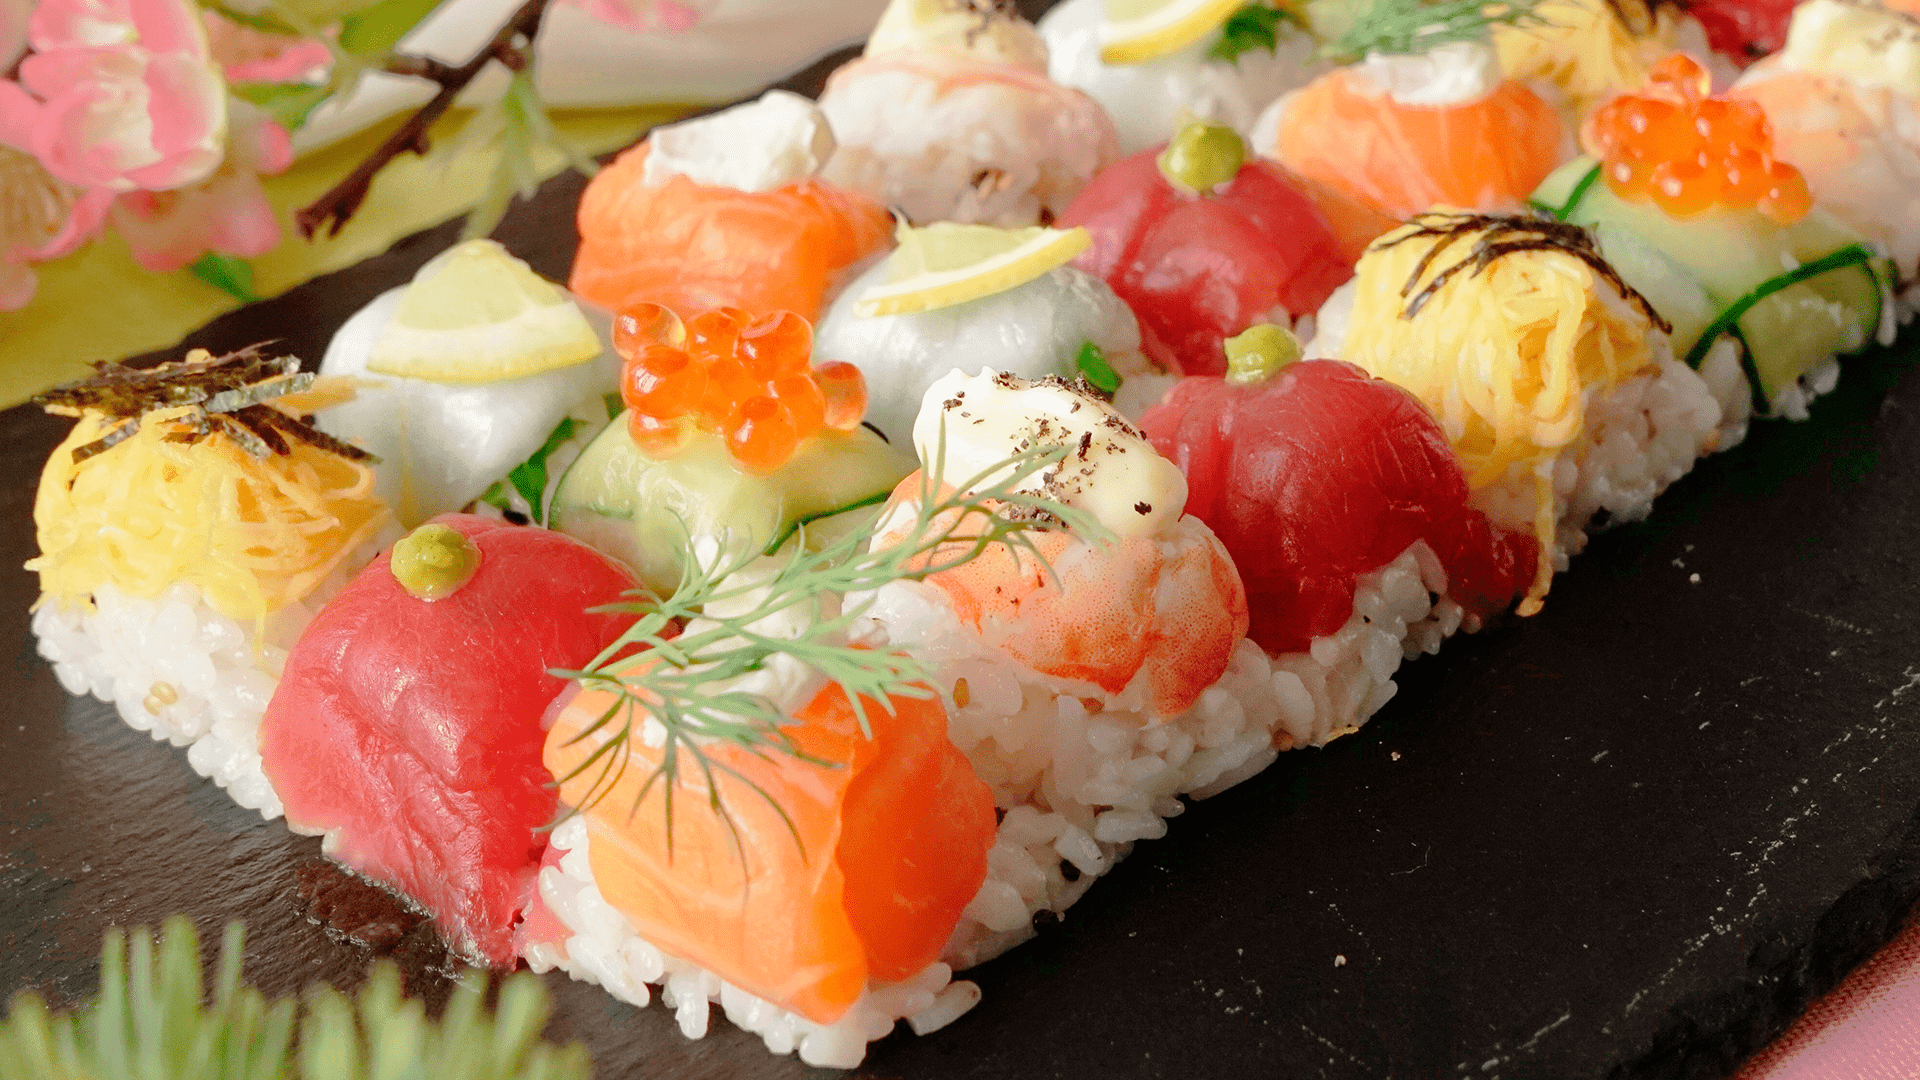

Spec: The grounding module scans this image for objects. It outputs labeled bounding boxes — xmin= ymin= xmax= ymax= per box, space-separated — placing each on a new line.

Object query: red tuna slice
xmin=1057 ymin=147 xmax=1360 ymax=378
xmin=1138 ymin=361 xmax=1537 ymax=655
xmin=1687 ymin=0 xmax=1796 ymax=64
xmin=259 ymin=514 xmax=641 ymax=966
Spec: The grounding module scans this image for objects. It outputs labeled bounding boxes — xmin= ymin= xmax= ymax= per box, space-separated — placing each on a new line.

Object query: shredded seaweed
xmin=1371 ymin=210 xmax=1671 ymax=333
xmin=35 ymin=344 xmax=377 ymax=465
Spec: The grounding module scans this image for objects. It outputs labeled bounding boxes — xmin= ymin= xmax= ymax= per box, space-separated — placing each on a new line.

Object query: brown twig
xmin=295 ymin=0 xmax=555 ymax=239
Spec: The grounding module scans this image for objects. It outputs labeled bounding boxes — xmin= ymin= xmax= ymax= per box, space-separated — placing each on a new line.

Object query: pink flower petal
xmin=129 ymin=0 xmax=209 ymax=58
xmin=19 ymin=46 xmax=144 ymax=98
xmin=29 ymin=0 xmax=137 ymax=51
xmin=141 ymin=49 xmax=225 ymax=162
xmin=0 ymin=81 xmax=42 ymax=150
xmin=23 ymin=185 xmax=112 ymax=260
xmin=31 ymin=79 xmax=160 ymax=190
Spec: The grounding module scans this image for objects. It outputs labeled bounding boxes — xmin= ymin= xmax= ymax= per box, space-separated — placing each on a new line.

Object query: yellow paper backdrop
xmin=0 ymin=103 xmax=691 ymax=409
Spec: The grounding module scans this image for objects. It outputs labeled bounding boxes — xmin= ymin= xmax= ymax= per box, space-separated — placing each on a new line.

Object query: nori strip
xmin=1373 ymin=210 xmax=1672 ymax=334
xmin=35 ymin=345 xmax=377 ymax=465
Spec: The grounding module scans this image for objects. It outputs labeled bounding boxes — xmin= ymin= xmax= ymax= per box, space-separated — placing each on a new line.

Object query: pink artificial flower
xmin=566 ymin=0 xmax=716 ymax=33
xmin=0 ymin=144 xmax=113 ymax=310
xmin=201 ymin=12 xmax=330 ymax=85
xmin=0 ymin=0 xmax=228 ymax=193
xmin=109 ymin=101 xmax=292 ymax=273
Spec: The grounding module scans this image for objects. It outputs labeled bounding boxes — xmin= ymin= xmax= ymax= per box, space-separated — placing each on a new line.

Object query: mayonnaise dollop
xmin=1776 ymin=0 xmax=1920 ymax=95
xmin=641 ymin=90 xmax=836 ymax=192
xmin=866 ymin=0 xmax=1050 ymax=70
xmin=911 ymin=369 xmax=1187 ymax=539
xmin=1356 ymin=40 xmax=1503 ymax=106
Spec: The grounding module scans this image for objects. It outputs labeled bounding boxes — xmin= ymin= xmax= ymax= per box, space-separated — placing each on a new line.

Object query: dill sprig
xmin=1326 ymin=0 xmax=1546 ymax=63
xmin=551 ymin=439 xmax=1109 ymax=854
xmin=0 ymin=917 xmax=589 ymax=1080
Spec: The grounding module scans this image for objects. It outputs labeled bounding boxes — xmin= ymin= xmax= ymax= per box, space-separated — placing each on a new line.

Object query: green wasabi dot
xmin=1224 ymin=323 xmax=1303 ymax=385
xmin=1156 ymin=121 xmax=1246 ymax=195
xmin=390 ymin=523 xmax=480 ymax=601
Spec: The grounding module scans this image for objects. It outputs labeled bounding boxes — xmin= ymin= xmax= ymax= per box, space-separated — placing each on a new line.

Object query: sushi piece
xmin=570 ymin=91 xmax=894 ymax=321
xmin=814 ymin=219 xmax=1169 ymax=439
xmin=1492 ymin=0 xmax=1732 ymax=130
xmin=853 ymin=370 xmax=1454 ymax=965
xmin=538 ymin=674 xmax=995 ymax=1066
xmin=28 ymin=348 xmax=392 ymax=818
xmin=817 ymin=0 xmax=1121 ymax=226
xmin=1250 ymin=9 xmax=1564 ymax=221
xmin=1057 ymin=118 xmax=1377 ymax=375
xmin=1531 ymin=52 xmax=1897 ymax=428
xmin=1728 ymin=0 xmax=1920 ymax=315
xmin=1312 ymin=211 xmax=1726 ymax=611
xmin=319 ymin=239 xmax=621 ymax=528
xmin=549 ymin=303 xmax=915 ymax=598
xmin=530 ymin=468 xmax=1048 ymax=1064
xmin=257 ymin=514 xmax=643 ymax=966
xmin=1039 ymin=0 xmax=1328 ymax=154
xmin=1137 ymin=328 xmax=1537 ymax=656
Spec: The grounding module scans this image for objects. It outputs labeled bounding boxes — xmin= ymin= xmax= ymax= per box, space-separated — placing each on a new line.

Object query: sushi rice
xmin=29 ymin=533 xmax=389 ymax=820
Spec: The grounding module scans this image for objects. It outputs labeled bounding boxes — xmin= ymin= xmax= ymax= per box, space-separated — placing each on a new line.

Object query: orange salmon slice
xmin=570 ymin=144 xmax=895 ymax=322
xmin=1273 ymin=71 xmax=1563 ymax=221
xmin=544 ymin=678 xmax=995 ymax=1024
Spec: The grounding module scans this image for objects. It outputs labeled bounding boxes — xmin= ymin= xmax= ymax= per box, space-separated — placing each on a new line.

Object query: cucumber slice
xmin=1549 ymin=169 xmax=1890 ymax=402
xmin=1589 ymin=223 xmax=1718 ymax=358
xmin=549 ymin=415 xmax=916 ymax=598
xmin=1688 ymin=242 xmax=1881 ymax=395
xmin=1531 ymin=159 xmax=1604 ymax=221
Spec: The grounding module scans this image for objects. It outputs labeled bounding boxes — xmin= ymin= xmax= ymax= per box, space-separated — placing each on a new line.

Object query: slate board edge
xmin=1617 ymin=797 xmax=1920 ymax=1079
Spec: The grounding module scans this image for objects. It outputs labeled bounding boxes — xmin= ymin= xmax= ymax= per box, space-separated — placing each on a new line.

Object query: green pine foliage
xmin=0 ymin=919 xmax=591 ymax=1080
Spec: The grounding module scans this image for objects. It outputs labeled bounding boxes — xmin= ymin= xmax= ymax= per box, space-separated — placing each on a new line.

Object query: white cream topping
xmin=1355 ymin=40 xmax=1503 ymax=106
xmin=866 ymin=0 xmax=1050 ymax=70
xmin=640 ymin=90 xmax=836 ymax=192
xmin=911 ymin=369 xmax=1187 ymax=539
xmin=1777 ymin=0 xmax=1920 ymax=96
xmin=676 ymin=548 xmax=848 ymax=720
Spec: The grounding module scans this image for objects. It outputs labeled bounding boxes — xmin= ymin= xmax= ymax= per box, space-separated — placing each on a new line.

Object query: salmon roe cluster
xmin=614 ymin=304 xmax=867 ymax=474
xmin=1586 ymin=53 xmax=1811 ymax=224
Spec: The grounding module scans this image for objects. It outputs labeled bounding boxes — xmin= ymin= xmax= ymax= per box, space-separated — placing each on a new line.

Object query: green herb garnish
xmin=1326 ymin=0 xmax=1544 ymax=64
xmin=1075 ymin=340 xmax=1123 ymax=395
xmin=480 ymin=415 xmax=590 ymax=525
xmin=1209 ymin=3 xmax=1301 ymax=62
xmin=0 ymin=918 xmax=589 ymax=1080
xmin=553 ymin=439 xmax=1108 ymax=855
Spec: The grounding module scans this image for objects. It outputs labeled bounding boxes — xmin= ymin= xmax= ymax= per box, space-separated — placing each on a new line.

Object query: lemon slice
xmin=1100 ymin=0 xmax=1246 ymax=63
xmin=369 ymin=240 xmax=602 ymax=383
xmin=854 ymin=222 xmax=1092 ymax=317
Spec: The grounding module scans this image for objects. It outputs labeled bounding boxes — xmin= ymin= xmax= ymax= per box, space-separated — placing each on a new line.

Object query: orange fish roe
xmin=614 ymin=303 xmax=868 ymax=474
xmin=1585 ymin=53 xmax=1812 ymax=224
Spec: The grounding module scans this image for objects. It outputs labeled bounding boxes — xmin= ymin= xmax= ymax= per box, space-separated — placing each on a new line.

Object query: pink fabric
xmin=1739 ymin=908 xmax=1920 ymax=1078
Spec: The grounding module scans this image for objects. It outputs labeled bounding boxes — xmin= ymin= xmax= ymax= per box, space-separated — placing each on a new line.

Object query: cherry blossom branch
xmin=294 ymin=0 xmax=555 ymax=239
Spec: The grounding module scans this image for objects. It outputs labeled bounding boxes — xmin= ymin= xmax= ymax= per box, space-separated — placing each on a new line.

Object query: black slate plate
xmin=6 ymin=21 xmax=1920 ymax=1080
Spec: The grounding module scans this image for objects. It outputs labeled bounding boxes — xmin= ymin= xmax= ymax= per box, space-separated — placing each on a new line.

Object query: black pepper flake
xmin=1059 ymin=861 xmax=1081 ymax=883
xmin=1134 ymin=501 xmax=1152 ymax=515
